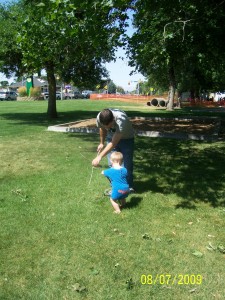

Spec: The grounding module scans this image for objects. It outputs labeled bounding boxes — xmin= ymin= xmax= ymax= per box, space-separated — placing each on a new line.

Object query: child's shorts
xmin=111 ymin=188 xmax=129 ymax=201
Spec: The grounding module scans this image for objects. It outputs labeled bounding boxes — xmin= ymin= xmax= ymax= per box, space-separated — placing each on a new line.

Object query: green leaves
xmin=142 ymin=233 xmax=151 ymax=240
xmin=217 ymin=245 xmax=225 ymax=254
xmin=103 ymin=0 xmax=114 ymax=7
xmin=128 ymin=0 xmax=225 ymax=96
xmin=18 ymin=0 xmax=125 ymax=81
xmin=192 ymin=250 xmax=203 ymax=258
xmin=9 ymin=0 xmax=128 ymax=117
xmin=206 ymin=242 xmax=217 ymax=251
xmin=90 ymin=267 xmax=100 ymax=275
xmin=36 ymin=3 xmax=45 ymax=7
xmin=126 ymin=278 xmax=135 ymax=290
xmin=206 ymin=242 xmax=225 ymax=254
xmin=72 ymin=283 xmax=87 ymax=293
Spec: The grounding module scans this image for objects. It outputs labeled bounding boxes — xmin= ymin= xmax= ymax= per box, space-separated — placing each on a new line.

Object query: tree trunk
xmin=46 ymin=62 xmax=57 ymax=118
xmin=167 ymin=65 xmax=176 ymax=111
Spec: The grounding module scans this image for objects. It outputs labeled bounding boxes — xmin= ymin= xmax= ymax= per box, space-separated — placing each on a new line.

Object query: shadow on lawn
xmin=134 ymin=137 xmax=225 ymax=208
xmin=67 ymin=129 xmax=225 ymax=209
xmin=126 ymin=196 xmax=143 ymax=209
xmin=2 ymin=106 xmax=225 ymax=208
xmin=72 ymin=133 xmax=225 ymax=208
xmin=0 ymin=105 xmax=204 ymax=128
xmin=0 ymin=110 xmax=100 ymax=128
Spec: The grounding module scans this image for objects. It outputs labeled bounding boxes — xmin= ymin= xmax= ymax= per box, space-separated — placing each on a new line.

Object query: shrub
xmin=29 ymin=87 xmax=41 ymax=97
xmin=17 ymin=86 xmax=27 ymax=97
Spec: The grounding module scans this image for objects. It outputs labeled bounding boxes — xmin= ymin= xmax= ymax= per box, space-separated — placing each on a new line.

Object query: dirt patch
xmin=67 ymin=117 xmax=219 ymax=135
xmin=48 ymin=116 xmax=221 ymax=140
xmin=131 ymin=118 xmax=218 ymax=134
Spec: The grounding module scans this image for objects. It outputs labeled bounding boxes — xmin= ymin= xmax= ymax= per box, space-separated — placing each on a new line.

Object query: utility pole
xmin=129 ymin=79 xmax=141 ymax=95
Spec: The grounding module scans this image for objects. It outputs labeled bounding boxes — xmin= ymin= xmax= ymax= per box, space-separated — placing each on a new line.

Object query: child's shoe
xmin=104 ymin=188 xmax=112 ymax=196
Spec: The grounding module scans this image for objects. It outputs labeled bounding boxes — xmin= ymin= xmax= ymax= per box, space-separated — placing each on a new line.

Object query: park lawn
xmin=0 ymin=100 xmax=224 ymax=300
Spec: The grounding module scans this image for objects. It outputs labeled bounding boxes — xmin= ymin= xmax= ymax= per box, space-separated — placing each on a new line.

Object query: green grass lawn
xmin=0 ymin=100 xmax=224 ymax=300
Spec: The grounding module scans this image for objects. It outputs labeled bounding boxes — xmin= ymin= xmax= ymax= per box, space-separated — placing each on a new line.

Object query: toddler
xmin=102 ymin=151 xmax=129 ymax=213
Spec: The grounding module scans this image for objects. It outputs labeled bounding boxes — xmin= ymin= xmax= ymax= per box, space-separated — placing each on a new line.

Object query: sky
xmin=0 ymin=0 xmax=145 ymax=91
xmin=105 ymin=49 xmax=145 ymax=92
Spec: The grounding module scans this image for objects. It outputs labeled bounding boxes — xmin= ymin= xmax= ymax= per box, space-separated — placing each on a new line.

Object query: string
xmin=80 ymin=152 xmax=88 ymax=159
xmin=79 ymin=152 xmax=99 ymax=186
xmin=88 ymin=166 xmax=94 ymax=186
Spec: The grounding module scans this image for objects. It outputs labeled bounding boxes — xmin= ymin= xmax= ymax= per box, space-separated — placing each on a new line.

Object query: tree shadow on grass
xmin=175 ymin=201 xmax=199 ymax=209
xmin=0 ymin=105 xmax=206 ymax=129
xmin=2 ymin=106 xmax=225 ymax=208
xmin=0 ymin=110 xmax=100 ymax=128
xmin=134 ymin=136 xmax=225 ymax=208
xmin=125 ymin=196 xmax=143 ymax=209
xmin=1 ymin=104 xmax=167 ymax=128
xmin=68 ymin=132 xmax=225 ymax=209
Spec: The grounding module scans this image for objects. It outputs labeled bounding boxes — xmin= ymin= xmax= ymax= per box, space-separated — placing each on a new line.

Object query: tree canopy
xmin=1 ymin=0 xmax=129 ymax=117
xmin=0 ymin=2 xmax=24 ymax=77
xmin=128 ymin=0 xmax=225 ymax=107
xmin=1 ymin=0 xmax=225 ymax=113
xmin=20 ymin=0 xmax=129 ymax=117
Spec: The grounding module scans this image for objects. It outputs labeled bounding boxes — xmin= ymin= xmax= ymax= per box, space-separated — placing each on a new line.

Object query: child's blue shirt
xmin=103 ymin=167 xmax=129 ymax=200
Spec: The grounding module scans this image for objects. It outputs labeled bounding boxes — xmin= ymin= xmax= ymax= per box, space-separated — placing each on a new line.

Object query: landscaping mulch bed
xmin=48 ymin=116 xmax=221 ymax=141
xmin=130 ymin=117 xmax=219 ymax=134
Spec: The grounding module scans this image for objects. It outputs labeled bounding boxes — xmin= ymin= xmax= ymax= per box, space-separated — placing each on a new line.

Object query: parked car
xmin=81 ymin=90 xmax=92 ymax=98
xmin=55 ymin=92 xmax=64 ymax=100
xmin=73 ymin=91 xmax=85 ymax=99
xmin=0 ymin=91 xmax=17 ymax=101
xmin=42 ymin=92 xmax=64 ymax=100
xmin=214 ymin=91 xmax=225 ymax=101
xmin=64 ymin=92 xmax=74 ymax=99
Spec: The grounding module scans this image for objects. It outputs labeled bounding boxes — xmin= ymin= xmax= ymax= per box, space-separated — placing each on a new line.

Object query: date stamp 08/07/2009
xmin=140 ymin=274 xmax=203 ymax=286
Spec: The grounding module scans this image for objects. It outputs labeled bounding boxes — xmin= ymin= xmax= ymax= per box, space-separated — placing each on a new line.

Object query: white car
xmin=64 ymin=92 xmax=74 ymax=99
xmin=82 ymin=90 xmax=92 ymax=98
xmin=42 ymin=92 xmax=64 ymax=100
xmin=214 ymin=91 xmax=225 ymax=101
xmin=0 ymin=91 xmax=17 ymax=100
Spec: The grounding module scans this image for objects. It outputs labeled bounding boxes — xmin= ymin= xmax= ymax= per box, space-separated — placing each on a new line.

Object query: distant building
xmin=10 ymin=77 xmax=61 ymax=93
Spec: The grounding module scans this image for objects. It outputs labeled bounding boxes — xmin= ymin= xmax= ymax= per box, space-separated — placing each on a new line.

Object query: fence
xmin=90 ymin=93 xmax=167 ymax=105
xmin=90 ymin=93 xmax=225 ymax=108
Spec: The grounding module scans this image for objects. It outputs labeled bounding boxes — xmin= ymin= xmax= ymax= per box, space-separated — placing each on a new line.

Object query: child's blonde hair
xmin=110 ymin=151 xmax=123 ymax=164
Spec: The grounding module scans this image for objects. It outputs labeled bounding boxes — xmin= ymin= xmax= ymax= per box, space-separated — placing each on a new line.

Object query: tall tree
xmin=1 ymin=0 xmax=129 ymax=118
xmin=108 ymin=80 xmax=117 ymax=93
xmin=128 ymin=0 xmax=225 ymax=108
xmin=18 ymin=0 xmax=128 ymax=118
xmin=0 ymin=81 xmax=9 ymax=87
xmin=0 ymin=2 xmax=24 ymax=78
